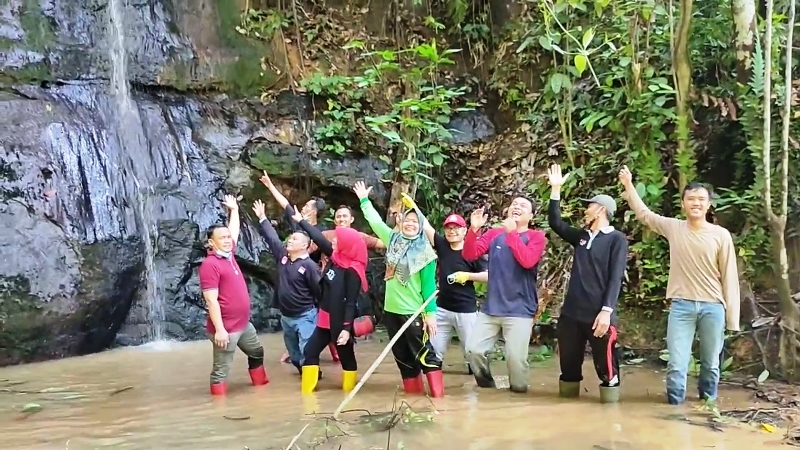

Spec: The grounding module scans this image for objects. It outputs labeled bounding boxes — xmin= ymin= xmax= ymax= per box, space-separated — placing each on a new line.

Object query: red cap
xmin=443 ymin=214 xmax=467 ymax=227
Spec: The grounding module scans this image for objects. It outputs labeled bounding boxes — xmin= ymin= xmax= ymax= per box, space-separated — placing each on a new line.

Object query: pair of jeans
xmin=666 ymin=298 xmax=726 ymax=404
xmin=281 ymin=309 xmax=318 ymax=369
xmin=465 ymin=312 xmax=534 ymax=393
xmin=208 ymin=322 xmax=264 ymax=385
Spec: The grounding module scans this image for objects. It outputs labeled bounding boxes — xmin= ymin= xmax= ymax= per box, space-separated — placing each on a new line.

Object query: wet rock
xmin=446 ymin=110 xmax=497 ymax=144
xmin=0 ymin=0 xmax=271 ymax=94
xmin=0 ymin=84 xmax=389 ymax=365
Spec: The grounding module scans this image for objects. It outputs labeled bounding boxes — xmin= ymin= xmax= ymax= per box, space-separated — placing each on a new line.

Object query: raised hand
xmin=252 ymin=200 xmax=266 ymax=220
xmin=353 ymin=181 xmax=373 ymax=200
xmin=547 ymin=164 xmax=570 ymax=188
xmin=222 ymin=194 xmax=238 ymax=211
xmin=290 ymin=206 xmax=304 ymax=222
xmin=400 ymin=193 xmax=417 ymax=210
xmin=618 ymin=165 xmax=633 ymax=187
xmin=259 ymin=171 xmax=273 ymax=188
xmin=470 ymin=207 xmax=488 ymax=231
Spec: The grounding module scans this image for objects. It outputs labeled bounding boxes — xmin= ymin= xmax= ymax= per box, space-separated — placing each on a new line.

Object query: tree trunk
xmin=673 ymin=0 xmax=696 ymax=190
xmin=776 ymin=0 xmax=799 ymax=380
xmin=731 ymin=0 xmax=758 ymax=84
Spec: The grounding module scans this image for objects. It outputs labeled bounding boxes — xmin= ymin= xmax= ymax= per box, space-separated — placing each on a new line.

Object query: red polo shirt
xmin=199 ymin=248 xmax=251 ymax=334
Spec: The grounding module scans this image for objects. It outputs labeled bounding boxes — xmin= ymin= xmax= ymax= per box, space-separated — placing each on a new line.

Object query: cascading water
xmin=107 ymin=0 xmax=166 ymax=344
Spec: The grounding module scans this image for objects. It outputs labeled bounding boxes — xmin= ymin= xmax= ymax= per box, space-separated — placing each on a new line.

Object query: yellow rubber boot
xmin=301 ymin=365 xmax=320 ymax=394
xmin=342 ymin=371 xmax=358 ymax=392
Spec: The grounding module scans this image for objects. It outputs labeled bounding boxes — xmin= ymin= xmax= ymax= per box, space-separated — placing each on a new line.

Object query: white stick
xmin=332 ymin=289 xmax=439 ymax=420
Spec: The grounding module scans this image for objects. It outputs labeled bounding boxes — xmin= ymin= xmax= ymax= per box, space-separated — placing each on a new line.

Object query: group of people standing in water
xmin=198 ymin=163 xmax=741 ymax=406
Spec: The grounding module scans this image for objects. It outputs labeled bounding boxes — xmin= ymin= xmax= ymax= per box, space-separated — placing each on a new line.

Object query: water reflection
xmin=0 ymin=335 xmax=779 ymax=449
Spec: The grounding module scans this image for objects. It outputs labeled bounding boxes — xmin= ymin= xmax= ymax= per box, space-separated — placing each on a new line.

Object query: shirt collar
xmin=589 ymin=226 xmax=615 ymax=235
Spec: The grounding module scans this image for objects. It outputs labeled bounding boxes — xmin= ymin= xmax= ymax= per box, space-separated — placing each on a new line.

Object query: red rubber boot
xmin=210 ymin=382 xmax=227 ymax=396
xmin=248 ymin=366 xmax=269 ymax=386
xmin=425 ymin=370 xmax=445 ymax=398
xmin=402 ymin=374 xmax=425 ymax=394
xmin=328 ymin=343 xmax=340 ymax=363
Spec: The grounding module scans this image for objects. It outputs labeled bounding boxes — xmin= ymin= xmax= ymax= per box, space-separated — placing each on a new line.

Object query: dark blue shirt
xmin=463 ymin=227 xmax=547 ymax=318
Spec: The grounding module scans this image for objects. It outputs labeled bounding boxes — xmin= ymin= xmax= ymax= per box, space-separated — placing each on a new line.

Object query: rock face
xmin=0 ymin=0 xmax=495 ymax=366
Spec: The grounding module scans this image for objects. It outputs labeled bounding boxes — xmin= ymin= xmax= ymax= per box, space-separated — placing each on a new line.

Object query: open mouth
xmin=511 ymin=210 xmax=521 ymax=219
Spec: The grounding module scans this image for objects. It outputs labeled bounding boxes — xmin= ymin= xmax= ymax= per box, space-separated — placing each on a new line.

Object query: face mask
xmin=215 ymin=250 xmax=232 ymax=259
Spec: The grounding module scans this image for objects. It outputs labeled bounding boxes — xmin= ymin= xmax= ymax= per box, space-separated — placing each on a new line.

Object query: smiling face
xmin=285 ymin=231 xmax=310 ymax=253
xmin=444 ymin=224 xmax=466 ymax=243
xmin=208 ymin=226 xmax=233 ymax=253
xmin=334 ymin=206 xmax=355 ymax=227
xmin=401 ymin=211 xmax=420 ymax=237
xmin=682 ymin=186 xmax=711 ymax=221
xmin=508 ymin=197 xmax=534 ymax=226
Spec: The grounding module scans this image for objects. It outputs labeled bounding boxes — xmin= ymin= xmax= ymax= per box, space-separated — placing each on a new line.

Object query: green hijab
xmin=384 ymin=206 xmax=437 ymax=286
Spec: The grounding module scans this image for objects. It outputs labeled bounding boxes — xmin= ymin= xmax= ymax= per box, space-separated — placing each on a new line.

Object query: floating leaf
xmin=21 ymin=403 xmax=42 ymax=413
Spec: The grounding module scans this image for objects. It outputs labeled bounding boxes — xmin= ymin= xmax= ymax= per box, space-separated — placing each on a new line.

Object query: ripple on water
xmin=0 ymin=334 xmax=786 ymax=450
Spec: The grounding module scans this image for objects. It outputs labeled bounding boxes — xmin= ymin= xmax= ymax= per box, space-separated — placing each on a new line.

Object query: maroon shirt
xmin=199 ymin=248 xmax=251 ymax=334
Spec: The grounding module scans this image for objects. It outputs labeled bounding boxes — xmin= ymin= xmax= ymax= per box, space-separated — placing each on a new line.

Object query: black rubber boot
xmin=559 ymin=380 xmax=581 ymax=398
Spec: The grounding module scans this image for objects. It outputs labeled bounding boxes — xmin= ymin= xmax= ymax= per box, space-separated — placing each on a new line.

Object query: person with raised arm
xmin=546 ymin=164 xmax=628 ymax=403
xmin=407 ymin=195 xmax=487 ymax=374
xmin=252 ymin=199 xmax=322 ymax=379
xmin=287 ymin=206 xmax=370 ymax=393
xmin=317 ymin=204 xmax=385 ymax=340
xmin=258 ymin=171 xmax=342 ymax=363
xmin=199 ymin=195 xmax=269 ymax=396
xmin=462 ymin=196 xmax=547 ymax=394
xmin=618 ymin=166 xmax=740 ymax=405
xmin=354 ymin=181 xmax=444 ymax=397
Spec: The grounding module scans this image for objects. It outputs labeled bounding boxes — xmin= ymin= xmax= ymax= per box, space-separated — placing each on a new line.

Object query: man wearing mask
xmin=411 ymin=203 xmax=487 ymax=374
xmin=200 ymin=195 xmax=269 ymax=396
xmin=463 ymin=196 xmax=547 ymax=394
xmin=546 ymin=164 xmax=628 ymax=403
xmin=619 ymin=166 xmax=740 ymax=405
xmin=253 ymin=199 xmax=322 ymax=377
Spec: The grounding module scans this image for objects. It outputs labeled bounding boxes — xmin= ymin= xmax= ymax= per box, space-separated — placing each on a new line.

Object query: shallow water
xmin=0 ymin=334 xmax=782 ymax=449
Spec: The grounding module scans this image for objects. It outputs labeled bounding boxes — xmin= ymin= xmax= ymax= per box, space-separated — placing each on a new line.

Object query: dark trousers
xmin=303 ymin=327 xmax=357 ymax=371
xmin=382 ymin=311 xmax=442 ymax=379
xmin=557 ymin=315 xmax=621 ymax=387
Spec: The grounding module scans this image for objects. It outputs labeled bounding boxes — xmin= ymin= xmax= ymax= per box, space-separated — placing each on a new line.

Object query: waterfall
xmin=107 ymin=0 xmax=166 ymax=344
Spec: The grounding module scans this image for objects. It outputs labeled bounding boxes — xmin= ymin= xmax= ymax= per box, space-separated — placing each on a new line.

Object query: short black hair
xmin=335 ymin=205 xmax=353 ymax=215
xmin=206 ymin=224 xmax=226 ymax=241
xmin=290 ymin=230 xmax=311 ymax=247
xmin=310 ymin=196 xmax=326 ymax=214
xmin=682 ymin=182 xmax=713 ymax=200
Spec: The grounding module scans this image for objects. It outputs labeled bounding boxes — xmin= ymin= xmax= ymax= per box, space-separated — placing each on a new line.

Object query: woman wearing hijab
xmin=291 ymin=207 xmax=370 ymax=393
xmin=352 ymin=182 xmax=444 ymax=398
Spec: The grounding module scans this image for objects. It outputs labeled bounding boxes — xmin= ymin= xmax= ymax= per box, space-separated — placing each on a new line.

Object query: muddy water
xmin=0 ymin=334 xmax=780 ymax=450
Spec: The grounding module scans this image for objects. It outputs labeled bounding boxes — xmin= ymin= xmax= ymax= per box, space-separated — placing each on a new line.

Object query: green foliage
xmin=296 ymin=36 xmax=475 ymax=223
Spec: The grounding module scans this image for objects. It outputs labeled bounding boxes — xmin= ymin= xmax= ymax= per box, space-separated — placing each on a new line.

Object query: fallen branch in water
xmin=285 ymin=423 xmax=309 ymax=450
xmin=282 ymin=390 xmax=436 ymax=449
xmin=109 ymin=386 xmax=133 ymax=396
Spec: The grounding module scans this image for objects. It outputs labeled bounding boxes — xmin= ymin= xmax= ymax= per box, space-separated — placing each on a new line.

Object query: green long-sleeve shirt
xmin=360 ymin=198 xmax=437 ymax=315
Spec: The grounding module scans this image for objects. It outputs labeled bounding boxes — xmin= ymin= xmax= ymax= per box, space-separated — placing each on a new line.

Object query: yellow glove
xmin=400 ymin=193 xmax=417 ymax=210
xmin=447 ymin=271 xmax=470 ymax=285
